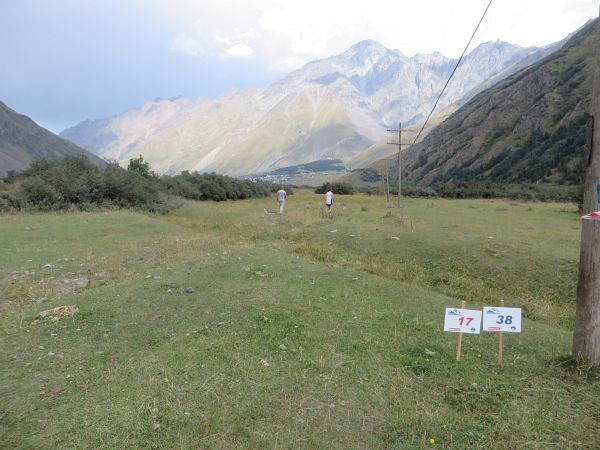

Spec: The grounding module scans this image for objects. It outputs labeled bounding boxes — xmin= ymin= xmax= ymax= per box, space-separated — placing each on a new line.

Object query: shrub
xmin=0 ymin=184 xmax=23 ymax=212
xmin=2 ymin=155 xmax=277 ymax=213
xmin=433 ymin=181 xmax=581 ymax=202
xmin=315 ymin=182 xmax=354 ymax=195
xmin=17 ymin=156 xmax=103 ymax=208
xmin=21 ymin=176 xmax=62 ymax=209
xmin=100 ymin=163 xmax=162 ymax=207
xmin=162 ymin=172 xmax=272 ymax=202
xmin=4 ymin=156 xmax=167 ymax=212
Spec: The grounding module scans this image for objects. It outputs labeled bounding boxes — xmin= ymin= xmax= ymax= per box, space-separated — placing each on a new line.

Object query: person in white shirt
xmin=324 ymin=188 xmax=334 ymax=215
xmin=276 ymin=188 xmax=287 ymax=215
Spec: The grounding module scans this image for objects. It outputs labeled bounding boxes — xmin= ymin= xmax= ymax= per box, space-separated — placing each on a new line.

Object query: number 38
xmin=496 ymin=315 xmax=513 ymax=325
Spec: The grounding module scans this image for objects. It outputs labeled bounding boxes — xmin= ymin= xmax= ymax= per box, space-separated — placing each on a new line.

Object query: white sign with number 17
xmin=444 ymin=308 xmax=482 ymax=334
xmin=482 ymin=307 xmax=522 ymax=332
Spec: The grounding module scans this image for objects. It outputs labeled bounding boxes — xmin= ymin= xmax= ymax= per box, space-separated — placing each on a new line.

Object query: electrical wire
xmin=411 ymin=0 xmax=494 ymax=145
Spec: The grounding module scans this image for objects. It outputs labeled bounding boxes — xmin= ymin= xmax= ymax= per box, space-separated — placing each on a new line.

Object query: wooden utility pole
xmin=380 ymin=167 xmax=387 ymax=200
xmin=385 ymin=165 xmax=391 ymax=203
xmin=397 ymin=124 xmax=402 ymax=208
xmin=380 ymin=158 xmax=395 ymax=203
xmin=573 ymin=18 xmax=600 ymax=364
xmin=387 ymin=122 xmax=411 ymax=207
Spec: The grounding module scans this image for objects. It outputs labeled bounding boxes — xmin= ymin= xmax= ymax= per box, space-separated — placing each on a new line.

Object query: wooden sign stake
xmin=498 ymin=299 xmax=504 ymax=365
xmin=456 ymin=300 xmax=466 ymax=361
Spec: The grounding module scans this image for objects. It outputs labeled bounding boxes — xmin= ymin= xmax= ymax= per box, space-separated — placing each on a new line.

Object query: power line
xmin=412 ymin=0 xmax=494 ymax=145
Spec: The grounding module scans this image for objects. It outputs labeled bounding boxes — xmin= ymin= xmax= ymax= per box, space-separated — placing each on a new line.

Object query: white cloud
xmin=156 ymin=0 xmax=599 ymax=72
xmin=223 ymin=43 xmax=255 ymax=58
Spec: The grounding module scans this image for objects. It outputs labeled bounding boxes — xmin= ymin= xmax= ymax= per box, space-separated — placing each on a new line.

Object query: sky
xmin=0 ymin=0 xmax=598 ymax=133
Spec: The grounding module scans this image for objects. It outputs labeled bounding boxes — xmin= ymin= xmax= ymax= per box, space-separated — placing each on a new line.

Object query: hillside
xmin=396 ymin=19 xmax=598 ymax=187
xmin=0 ymin=101 xmax=105 ymax=178
xmin=61 ymin=40 xmax=545 ymax=176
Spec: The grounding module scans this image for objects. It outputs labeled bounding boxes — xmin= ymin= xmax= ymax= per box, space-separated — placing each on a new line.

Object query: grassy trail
xmin=1 ymin=192 xmax=599 ymax=449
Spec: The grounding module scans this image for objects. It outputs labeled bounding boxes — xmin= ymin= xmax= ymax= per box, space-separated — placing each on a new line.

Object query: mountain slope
xmin=61 ymin=39 xmax=544 ymax=176
xmin=0 ymin=101 xmax=105 ymax=178
xmin=396 ymin=19 xmax=598 ymax=187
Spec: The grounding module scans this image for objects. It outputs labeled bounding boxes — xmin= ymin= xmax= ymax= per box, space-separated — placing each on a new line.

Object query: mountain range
xmin=60 ymin=38 xmax=559 ymax=176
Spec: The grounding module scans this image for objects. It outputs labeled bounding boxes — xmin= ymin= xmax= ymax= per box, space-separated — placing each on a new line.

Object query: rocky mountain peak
xmin=347 ymin=39 xmax=390 ymax=58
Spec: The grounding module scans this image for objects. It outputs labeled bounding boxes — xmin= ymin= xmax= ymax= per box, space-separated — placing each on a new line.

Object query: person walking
xmin=324 ymin=187 xmax=334 ymax=217
xmin=277 ymin=187 xmax=287 ymax=215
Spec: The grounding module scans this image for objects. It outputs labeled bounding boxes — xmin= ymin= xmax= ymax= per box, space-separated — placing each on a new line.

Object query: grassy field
xmin=1 ymin=191 xmax=599 ymax=449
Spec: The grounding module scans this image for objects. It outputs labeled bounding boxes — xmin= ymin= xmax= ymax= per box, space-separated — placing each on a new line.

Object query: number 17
xmin=458 ymin=317 xmax=474 ymax=326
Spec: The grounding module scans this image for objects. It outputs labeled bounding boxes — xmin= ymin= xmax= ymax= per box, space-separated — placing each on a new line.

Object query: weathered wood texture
xmin=573 ymin=20 xmax=600 ymax=363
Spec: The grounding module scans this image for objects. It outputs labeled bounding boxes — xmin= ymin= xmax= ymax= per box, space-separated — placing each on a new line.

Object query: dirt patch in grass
xmin=53 ymin=277 xmax=89 ymax=295
xmin=46 ymin=387 xmax=62 ymax=398
xmin=38 ymin=305 xmax=79 ymax=321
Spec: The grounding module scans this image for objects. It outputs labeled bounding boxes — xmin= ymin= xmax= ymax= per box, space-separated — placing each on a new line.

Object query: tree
xmin=127 ymin=155 xmax=153 ymax=178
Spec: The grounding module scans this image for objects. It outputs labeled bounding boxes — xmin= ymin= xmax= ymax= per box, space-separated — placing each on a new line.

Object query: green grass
xmin=1 ymin=192 xmax=599 ymax=449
